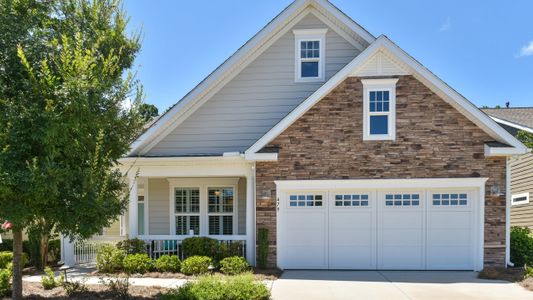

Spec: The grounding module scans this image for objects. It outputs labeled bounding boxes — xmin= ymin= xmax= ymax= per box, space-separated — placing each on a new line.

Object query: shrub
xmin=154 ymin=255 xmax=181 ymax=273
xmin=217 ymin=242 xmax=245 ymax=262
xmin=116 ymin=238 xmax=146 ymax=255
xmin=257 ymin=228 xmax=269 ymax=269
xmin=123 ymin=253 xmax=152 ymax=274
xmin=220 ymin=256 xmax=250 ymax=275
xmin=96 ymin=244 xmax=125 ymax=273
xmin=48 ymin=239 xmax=61 ymax=264
xmin=100 ymin=275 xmax=130 ymax=299
xmin=61 ymin=280 xmax=88 ymax=297
xmin=525 ymin=266 xmax=533 ymax=278
xmin=41 ymin=267 xmax=63 ymax=290
xmin=0 ymin=251 xmax=27 ymax=269
xmin=510 ymin=226 xmax=533 ymax=266
xmin=180 ymin=256 xmax=212 ymax=275
xmin=0 ymin=266 xmax=11 ymax=297
xmin=182 ymin=237 xmax=218 ymax=258
xmin=161 ymin=274 xmax=270 ymax=300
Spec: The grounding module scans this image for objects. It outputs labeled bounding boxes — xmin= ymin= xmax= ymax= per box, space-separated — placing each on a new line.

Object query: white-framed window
xmin=432 ymin=193 xmax=468 ymax=206
xmin=362 ymin=78 xmax=398 ymax=141
xmin=334 ymin=194 xmax=369 ymax=207
xmin=174 ymin=188 xmax=200 ymax=235
xmin=208 ymin=187 xmax=235 ymax=235
xmin=385 ymin=193 xmax=420 ymax=206
xmin=512 ymin=192 xmax=530 ymax=206
xmin=288 ymin=194 xmax=323 ymax=207
xmin=293 ymin=29 xmax=327 ymax=82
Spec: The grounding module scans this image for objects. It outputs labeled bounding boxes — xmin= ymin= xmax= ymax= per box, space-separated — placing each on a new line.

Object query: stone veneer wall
xmin=255 ymin=75 xmax=506 ymax=268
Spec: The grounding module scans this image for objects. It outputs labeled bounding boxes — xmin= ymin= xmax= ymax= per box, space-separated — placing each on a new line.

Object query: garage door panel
xmin=428 ymin=229 xmax=470 ymax=246
xmin=329 ymin=246 xmax=374 ymax=269
xmin=285 ymin=246 xmax=327 ymax=269
xmin=381 ymin=212 xmax=423 ymax=228
xmin=427 ymin=246 xmax=472 ymax=270
xmin=429 ymin=211 xmax=471 ymax=228
xmin=380 ymin=246 xmax=424 ymax=269
xmin=381 ymin=229 xmax=424 ymax=246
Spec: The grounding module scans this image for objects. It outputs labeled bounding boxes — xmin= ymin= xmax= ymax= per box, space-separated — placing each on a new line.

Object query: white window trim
xmin=168 ymin=178 xmax=239 ymax=236
xmin=511 ymin=192 xmax=530 ymax=206
xmin=362 ymin=78 xmax=398 ymax=141
xmin=293 ymin=28 xmax=327 ymax=83
xmin=207 ymin=186 xmax=238 ymax=235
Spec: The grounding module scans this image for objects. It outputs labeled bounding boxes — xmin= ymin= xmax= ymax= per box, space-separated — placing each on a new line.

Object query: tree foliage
xmin=516 ymin=130 xmax=533 ymax=150
xmin=139 ymin=103 xmax=159 ymax=123
xmin=0 ymin=0 xmax=143 ymax=297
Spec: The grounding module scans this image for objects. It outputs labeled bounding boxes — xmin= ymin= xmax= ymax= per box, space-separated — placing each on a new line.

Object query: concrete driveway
xmin=271 ymin=270 xmax=533 ymax=300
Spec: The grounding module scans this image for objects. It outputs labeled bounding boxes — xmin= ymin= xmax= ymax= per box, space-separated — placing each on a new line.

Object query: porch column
xmin=60 ymin=236 xmax=75 ymax=266
xmin=128 ymin=175 xmax=138 ymax=238
xmin=246 ymin=170 xmax=255 ymax=265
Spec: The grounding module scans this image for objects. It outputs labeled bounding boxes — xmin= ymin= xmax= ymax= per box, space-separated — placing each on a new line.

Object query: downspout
xmin=505 ymin=156 xmax=514 ymax=267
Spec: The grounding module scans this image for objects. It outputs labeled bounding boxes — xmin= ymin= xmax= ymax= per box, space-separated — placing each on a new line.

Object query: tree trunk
xmin=12 ymin=229 xmax=23 ymax=300
xmin=40 ymin=232 xmax=49 ymax=269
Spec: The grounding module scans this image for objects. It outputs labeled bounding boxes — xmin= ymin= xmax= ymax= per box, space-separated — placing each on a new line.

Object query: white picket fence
xmin=74 ymin=241 xmax=112 ymax=265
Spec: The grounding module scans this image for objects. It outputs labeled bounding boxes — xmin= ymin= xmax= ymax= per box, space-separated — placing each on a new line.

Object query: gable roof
xmin=481 ymin=108 xmax=533 ymax=134
xmin=245 ymin=35 xmax=528 ymax=156
xmin=128 ymin=0 xmax=375 ymax=156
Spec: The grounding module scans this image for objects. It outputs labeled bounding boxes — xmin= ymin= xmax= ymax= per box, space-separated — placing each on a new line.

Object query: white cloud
xmin=519 ymin=41 xmax=533 ymax=57
xmin=439 ymin=17 xmax=451 ymax=32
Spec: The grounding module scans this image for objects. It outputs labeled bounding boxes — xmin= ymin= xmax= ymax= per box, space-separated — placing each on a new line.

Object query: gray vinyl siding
xmin=148 ymin=12 xmax=360 ymax=156
xmin=510 ymin=152 xmax=533 ymax=229
xmin=148 ymin=178 xmax=170 ymax=235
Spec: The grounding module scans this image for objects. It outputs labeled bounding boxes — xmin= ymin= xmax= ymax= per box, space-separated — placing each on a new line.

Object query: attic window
xmin=362 ymin=78 xmax=399 ymax=141
xmin=293 ymin=29 xmax=327 ymax=82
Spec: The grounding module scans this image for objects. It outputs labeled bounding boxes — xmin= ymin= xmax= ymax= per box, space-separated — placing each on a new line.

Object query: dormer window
xmin=293 ymin=29 xmax=327 ymax=82
xmin=362 ymin=78 xmax=399 ymax=141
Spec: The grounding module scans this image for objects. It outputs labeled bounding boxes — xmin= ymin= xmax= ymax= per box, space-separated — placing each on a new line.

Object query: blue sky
xmin=124 ymin=0 xmax=533 ymax=112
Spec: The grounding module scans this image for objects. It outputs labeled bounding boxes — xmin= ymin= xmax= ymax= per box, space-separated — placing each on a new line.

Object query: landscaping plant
xmin=116 ymin=238 xmax=147 ymax=255
xmin=100 ymin=275 xmax=130 ymax=300
xmin=61 ymin=280 xmax=88 ymax=297
xmin=0 ymin=264 xmax=12 ymax=297
xmin=0 ymin=0 xmax=144 ymax=297
xmin=123 ymin=253 xmax=153 ymax=274
xmin=154 ymin=255 xmax=181 ymax=273
xmin=182 ymin=237 xmax=219 ymax=258
xmin=510 ymin=226 xmax=533 ymax=267
xmin=180 ymin=256 xmax=213 ymax=275
xmin=0 ymin=252 xmax=27 ymax=270
xmin=161 ymin=274 xmax=270 ymax=300
xmin=96 ymin=244 xmax=126 ymax=273
xmin=220 ymin=256 xmax=250 ymax=275
xmin=40 ymin=267 xmax=63 ymax=290
xmin=257 ymin=228 xmax=269 ymax=269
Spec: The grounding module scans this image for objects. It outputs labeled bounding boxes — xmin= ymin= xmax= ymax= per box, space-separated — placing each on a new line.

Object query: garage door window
xmin=432 ymin=193 xmax=467 ymax=206
xmin=385 ymin=194 xmax=420 ymax=206
xmin=289 ymin=194 xmax=323 ymax=207
xmin=335 ymin=194 xmax=369 ymax=207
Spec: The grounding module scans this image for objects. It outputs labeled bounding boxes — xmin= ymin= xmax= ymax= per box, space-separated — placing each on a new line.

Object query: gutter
xmin=506 ymin=156 xmax=514 ymax=267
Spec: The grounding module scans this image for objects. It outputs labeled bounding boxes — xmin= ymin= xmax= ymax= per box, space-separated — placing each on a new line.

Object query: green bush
xmin=48 ymin=239 xmax=61 ymax=264
xmin=123 ymin=253 xmax=152 ymax=274
xmin=180 ymin=256 xmax=212 ymax=275
xmin=116 ymin=238 xmax=146 ymax=255
xmin=220 ymin=256 xmax=250 ymax=275
xmin=61 ymin=280 xmax=88 ymax=297
xmin=154 ymin=255 xmax=181 ymax=273
xmin=257 ymin=228 xmax=269 ymax=269
xmin=96 ymin=244 xmax=125 ymax=273
xmin=525 ymin=266 xmax=533 ymax=278
xmin=510 ymin=226 xmax=533 ymax=266
xmin=0 ymin=266 xmax=12 ymax=297
xmin=217 ymin=242 xmax=245 ymax=262
xmin=0 ymin=251 xmax=28 ymax=269
xmin=0 ymin=240 xmax=12 ymax=252
xmin=161 ymin=274 xmax=270 ymax=300
xmin=41 ymin=267 xmax=63 ymax=290
xmin=182 ymin=237 xmax=219 ymax=258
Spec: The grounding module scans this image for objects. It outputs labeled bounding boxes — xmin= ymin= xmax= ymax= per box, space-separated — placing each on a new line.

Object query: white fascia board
xmin=246 ymin=35 xmax=528 ymax=154
xmin=129 ymin=0 xmax=374 ymax=156
xmin=488 ymin=116 xmax=533 ymax=134
xmin=275 ymin=177 xmax=488 ymax=190
xmin=118 ymin=155 xmax=247 ymax=165
xmin=244 ymin=153 xmax=278 ymax=161
xmin=484 ymin=144 xmax=529 ymax=157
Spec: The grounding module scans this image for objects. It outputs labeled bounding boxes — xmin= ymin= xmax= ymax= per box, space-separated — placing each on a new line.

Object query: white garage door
xmin=277 ymin=180 xmax=482 ymax=271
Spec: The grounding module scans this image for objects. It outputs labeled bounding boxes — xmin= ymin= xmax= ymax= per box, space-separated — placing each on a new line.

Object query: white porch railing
xmin=139 ymin=235 xmax=248 ymax=260
xmin=71 ymin=235 xmax=126 ymax=265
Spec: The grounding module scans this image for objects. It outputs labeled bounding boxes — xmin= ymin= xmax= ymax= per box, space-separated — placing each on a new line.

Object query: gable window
xmin=362 ymin=78 xmax=398 ymax=140
xmin=512 ymin=192 xmax=530 ymax=206
xmin=293 ymin=29 xmax=327 ymax=82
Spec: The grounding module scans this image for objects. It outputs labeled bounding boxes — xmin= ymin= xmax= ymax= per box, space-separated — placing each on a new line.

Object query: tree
xmin=516 ymin=130 xmax=533 ymax=150
xmin=139 ymin=103 xmax=159 ymax=123
xmin=0 ymin=0 xmax=143 ymax=298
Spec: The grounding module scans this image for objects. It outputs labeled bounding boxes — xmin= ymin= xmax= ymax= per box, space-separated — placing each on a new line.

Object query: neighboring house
xmin=61 ymin=0 xmax=528 ymax=271
xmin=482 ymin=108 xmax=533 ymax=229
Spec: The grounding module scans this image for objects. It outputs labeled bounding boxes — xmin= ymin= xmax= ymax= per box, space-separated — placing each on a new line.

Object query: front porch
xmin=61 ymin=156 xmax=256 ymax=266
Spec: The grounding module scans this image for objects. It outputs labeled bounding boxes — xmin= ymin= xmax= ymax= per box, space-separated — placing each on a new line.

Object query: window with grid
xmin=385 ymin=194 xmax=420 ymax=206
xmin=175 ymin=188 xmax=200 ymax=235
xmin=299 ymin=40 xmax=320 ymax=78
xmin=432 ymin=193 xmax=468 ymax=206
xmin=208 ymin=187 xmax=234 ymax=235
xmin=335 ymin=194 xmax=369 ymax=207
xmin=362 ymin=79 xmax=397 ymax=141
xmin=289 ymin=194 xmax=323 ymax=207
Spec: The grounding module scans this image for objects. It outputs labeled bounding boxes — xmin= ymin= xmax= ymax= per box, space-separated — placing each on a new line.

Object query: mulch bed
xmin=5 ymin=282 xmax=169 ymax=299
xmin=478 ymin=267 xmax=533 ymax=291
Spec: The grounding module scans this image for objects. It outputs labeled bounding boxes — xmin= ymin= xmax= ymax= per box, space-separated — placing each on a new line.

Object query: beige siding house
xmin=62 ymin=0 xmax=528 ymax=271
xmin=483 ymin=108 xmax=533 ymax=229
